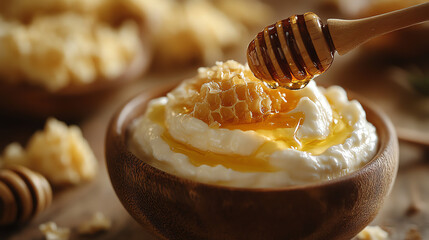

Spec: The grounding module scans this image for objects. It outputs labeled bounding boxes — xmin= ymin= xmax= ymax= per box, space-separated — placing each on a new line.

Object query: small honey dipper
xmin=247 ymin=2 xmax=429 ymax=89
xmin=0 ymin=166 xmax=52 ymax=225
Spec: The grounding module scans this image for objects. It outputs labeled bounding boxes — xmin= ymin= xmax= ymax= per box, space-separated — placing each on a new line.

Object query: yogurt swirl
xmin=130 ymin=61 xmax=378 ymax=188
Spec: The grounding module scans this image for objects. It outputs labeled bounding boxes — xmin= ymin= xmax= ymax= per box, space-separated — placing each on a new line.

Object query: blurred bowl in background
xmin=0 ymin=36 xmax=150 ymax=120
xmin=0 ymin=0 xmax=156 ymax=120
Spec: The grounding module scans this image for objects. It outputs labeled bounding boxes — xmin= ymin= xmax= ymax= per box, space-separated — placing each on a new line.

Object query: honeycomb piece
xmin=356 ymin=226 xmax=388 ymax=240
xmin=78 ymin=212 xmax=111 ymax=235
xmin=182 ymin=61 xmax=299 ymax=125
xmin=39 ymin=222 xmax=70 ymax=240
xmin=0 ymin=118 xmax=97 ymax=186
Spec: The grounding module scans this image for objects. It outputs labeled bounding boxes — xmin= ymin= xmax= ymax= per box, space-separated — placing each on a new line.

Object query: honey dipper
xmin=0 ymin=166 xmax=52 ymax=225
xmin=247 ymin=2 xmax=429 ymax=90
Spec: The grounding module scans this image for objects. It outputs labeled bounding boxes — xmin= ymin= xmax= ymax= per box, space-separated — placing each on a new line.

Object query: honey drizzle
xmin=147 ymin=103 xmax=353 ymax=173
xmin=221 ymin=112 xmax=304 ymax=131
xmin=162 ymin=131 xmax=277 ymax=172
xmin=148 ymin=105 xmax=275 ymax=172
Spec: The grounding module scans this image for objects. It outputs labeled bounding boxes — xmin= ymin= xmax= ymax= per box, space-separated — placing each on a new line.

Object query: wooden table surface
xmin=1 ymin=1 xmax=429 ymax=239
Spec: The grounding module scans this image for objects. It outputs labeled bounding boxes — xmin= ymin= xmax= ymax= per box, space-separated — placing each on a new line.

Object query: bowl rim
xmin=107 ymin=81 xmax=398 ymax=193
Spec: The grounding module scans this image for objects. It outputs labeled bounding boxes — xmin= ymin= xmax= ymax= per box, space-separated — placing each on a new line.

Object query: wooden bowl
xmin=105 ymin=83 xmax=399 ymax=240
xmin=0 ymin=35 xmax=151 ymax=120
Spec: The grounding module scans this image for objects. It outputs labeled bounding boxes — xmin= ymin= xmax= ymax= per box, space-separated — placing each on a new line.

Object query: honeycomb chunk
xmin=0 ymin=118 xmax=97 ymax=186
xmin=179 ymin=60 xmax=300 ymax=125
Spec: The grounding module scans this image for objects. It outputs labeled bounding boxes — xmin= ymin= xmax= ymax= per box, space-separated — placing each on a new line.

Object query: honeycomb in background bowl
xmin=183 ymin=61 xmax=300 ymax=126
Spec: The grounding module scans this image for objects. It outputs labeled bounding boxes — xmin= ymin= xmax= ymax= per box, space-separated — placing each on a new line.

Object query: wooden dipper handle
xmin=327 ymin=2 xmax=429 ymax=55
xmin=0 ymin=166 xmax=52 ymax=225
xmin=247 ymin=3 xmax=428 ymax=89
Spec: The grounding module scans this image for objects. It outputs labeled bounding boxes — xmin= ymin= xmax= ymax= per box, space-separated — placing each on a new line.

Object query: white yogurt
xmin=130 ymin=61 xmax=378 ymax=188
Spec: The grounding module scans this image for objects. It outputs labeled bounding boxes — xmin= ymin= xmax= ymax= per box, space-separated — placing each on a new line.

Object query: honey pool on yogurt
xmin=146 ymin=71 xmax=352 ymax=173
